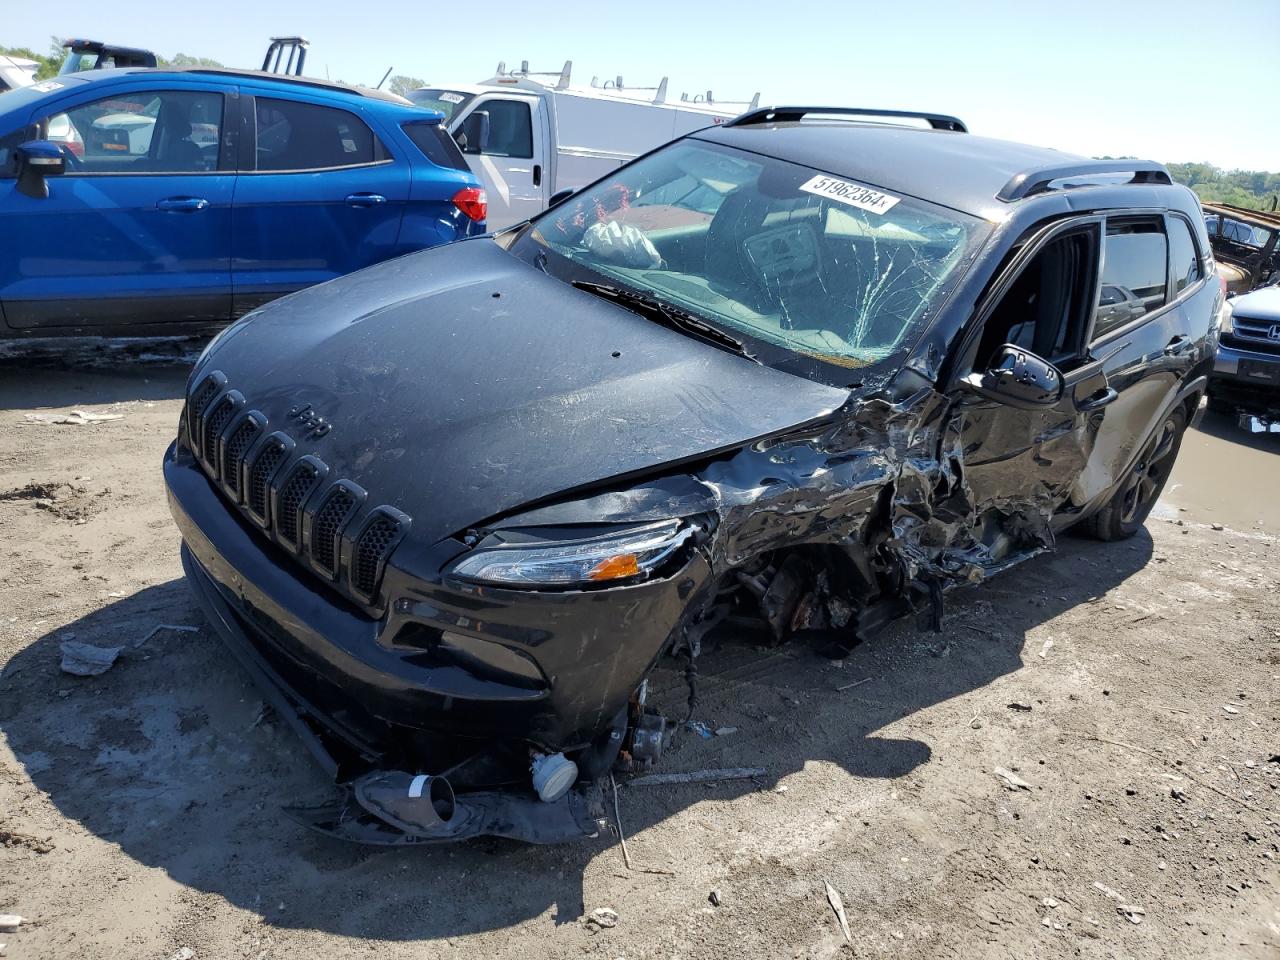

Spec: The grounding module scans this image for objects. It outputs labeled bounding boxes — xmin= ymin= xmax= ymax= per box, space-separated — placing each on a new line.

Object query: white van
xmin=409 ymin=61 xmax=758 ymax=229
xmin=0 ymin=55 xmax=39 ymax=93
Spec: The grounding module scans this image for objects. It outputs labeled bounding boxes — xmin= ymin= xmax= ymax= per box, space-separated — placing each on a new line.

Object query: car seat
xmin=152 ymin=101 xmax=206 ymax=171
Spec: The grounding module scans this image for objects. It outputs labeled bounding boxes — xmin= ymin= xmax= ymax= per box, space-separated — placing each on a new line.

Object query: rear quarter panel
xmin=372 ymin=110 xmax=486 ymax=248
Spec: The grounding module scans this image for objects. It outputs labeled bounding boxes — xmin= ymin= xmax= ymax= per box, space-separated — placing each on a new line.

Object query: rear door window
xmin=401 ymin=121 xmax=470 ymax=171
xmin=255 ymin=98 xmax=385 ymax=172
xmin=1167 ymin=216 xmax=1202 ymax=295
xmin=1093 ymin=217 xmax=1168 ymax=340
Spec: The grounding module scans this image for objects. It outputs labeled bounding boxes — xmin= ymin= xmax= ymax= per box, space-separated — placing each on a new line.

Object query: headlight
xmin=448 ymin=519 xmax=696 ymax=587
xmin=1218 ymin=297 xmax=1233 ymax=335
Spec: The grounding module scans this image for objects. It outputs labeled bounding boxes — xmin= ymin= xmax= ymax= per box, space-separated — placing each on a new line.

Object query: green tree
xmin=2 ymin=38 xmax=226 ymax=81
xmin=0 ymin=36 xmax=67 ymax=79
xmin=388 ymin=75 xmax=425 ymax=97
xmin=1165 ymin=161 xmax=1279 ymax=211
xmin=159 ymin=53 xmax=225 ymax=69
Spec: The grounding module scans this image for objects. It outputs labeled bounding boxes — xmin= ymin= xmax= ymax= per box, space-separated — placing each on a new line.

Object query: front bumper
xmin=164 ymin=440 xmax=713 ymax=775
xmin=1210 ymin=341 xmax=1280 ymax=413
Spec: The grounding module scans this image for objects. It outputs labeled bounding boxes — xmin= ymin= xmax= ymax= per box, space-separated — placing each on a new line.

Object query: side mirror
xmin=962 ymin=344 xmax=1063 ymax=409
xmin=455 ymin=110 xmax=490 ymax=154
xmin=16 ymin=140 xmax=65 ymax=199
xmin=548 ymin=187 xmax=576 ymax=208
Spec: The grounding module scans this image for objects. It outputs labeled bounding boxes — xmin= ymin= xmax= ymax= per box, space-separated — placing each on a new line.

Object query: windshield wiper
xmin=571 ymin=280 xmax=759 ymax=363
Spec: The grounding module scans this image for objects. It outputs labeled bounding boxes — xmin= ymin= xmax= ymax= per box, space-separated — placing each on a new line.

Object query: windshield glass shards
xmin=511 ymin=140 xmax=987 ymax=383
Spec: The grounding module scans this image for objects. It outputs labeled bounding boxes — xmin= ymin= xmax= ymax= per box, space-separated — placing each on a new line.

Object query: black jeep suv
xmin=165 ymin=106 xmax=1219 ymax=844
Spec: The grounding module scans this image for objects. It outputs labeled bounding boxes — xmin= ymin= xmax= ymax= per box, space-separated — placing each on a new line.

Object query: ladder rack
xmin=494 ymin=58 xmax=759 ymax=108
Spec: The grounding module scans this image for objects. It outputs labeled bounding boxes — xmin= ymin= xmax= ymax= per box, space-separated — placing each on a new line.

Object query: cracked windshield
xmin=521 ymin=139 xmax=984 ymax=372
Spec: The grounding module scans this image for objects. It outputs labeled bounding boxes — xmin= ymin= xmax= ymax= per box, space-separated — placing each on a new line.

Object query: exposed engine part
xmin=531 ymin=752 xmax=579 ymax=803
xmin=619 ymin=709 xmax=670 ymax=773
xmin=575 ymin=711 xmax=627 ymax=781
xmin=908 ymin=576 xmax=946 ymax=633
xmin=758 ymin=553 xmax=809 ymax=641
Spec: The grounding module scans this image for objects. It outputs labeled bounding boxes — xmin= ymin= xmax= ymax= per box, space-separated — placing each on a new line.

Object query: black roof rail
xmin=726 ymin=106 xmax=967 ymax=133
xmin=177 ymin=68 xmax=410 ymax=104
xmin=998 ymin=160 xmax=1172 ymax=202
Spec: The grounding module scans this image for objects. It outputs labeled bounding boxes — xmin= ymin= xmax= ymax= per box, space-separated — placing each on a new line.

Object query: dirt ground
xmin=0 ymin=352 xmax=1276 ymax=960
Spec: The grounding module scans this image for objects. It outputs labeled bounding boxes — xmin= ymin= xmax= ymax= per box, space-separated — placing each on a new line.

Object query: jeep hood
xmin=197 ymin=239 xmax=850 ymax=545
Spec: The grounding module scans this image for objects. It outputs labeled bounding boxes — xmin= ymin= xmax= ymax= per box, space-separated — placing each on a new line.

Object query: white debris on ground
xmin=58 ymin=641 xmax=122 ymax=676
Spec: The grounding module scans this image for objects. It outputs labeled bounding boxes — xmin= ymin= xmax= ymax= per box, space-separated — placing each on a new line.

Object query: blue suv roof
xmin=0 ymin=67 xmax=424 ymax=120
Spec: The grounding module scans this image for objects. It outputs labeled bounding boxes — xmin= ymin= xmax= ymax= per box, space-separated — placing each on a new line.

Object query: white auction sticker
xmin=799 ymin=174 xmax=900 ymax=215
xmin=439 ymin=92 xmax=465 ymax=104
xmin=31 ymin=80 xmax=64 ymax=93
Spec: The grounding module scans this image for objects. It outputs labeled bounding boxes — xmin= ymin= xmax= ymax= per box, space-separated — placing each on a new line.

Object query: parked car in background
xmin=58 ymin=38 xmax=158 ymax=74
xmin=166 ymin=106 xmax=1217 ymax=845
xmin=1203 ymin=202 xmax=1280 ymax=295
xmin=409 ymin=60 xmax=759 ymax=228
xmin=0 ymin=55 xmax=38 ymax=93
xmin=1209 ymin=284 xmax=1280 ymax=416
xmin=0 ymin=67 xmax=486 ymax=337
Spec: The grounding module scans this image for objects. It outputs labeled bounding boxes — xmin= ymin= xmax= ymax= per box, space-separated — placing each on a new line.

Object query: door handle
xmin=157 ymin=197 xmax=209 ymax=212
xmin=1076 ymin=386 xmax=1119 ymax=412
xmin=1163 ymin=335 xmax=1193 ymax=357
xmin=532 ymin=164 xmax=542 ymax=187
xmin=345 ymin=193 xmax=387 ymax=207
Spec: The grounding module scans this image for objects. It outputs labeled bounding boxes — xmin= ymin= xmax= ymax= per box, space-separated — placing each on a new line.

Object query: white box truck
xmin=408 ymin=61 xmax=759 ymax=229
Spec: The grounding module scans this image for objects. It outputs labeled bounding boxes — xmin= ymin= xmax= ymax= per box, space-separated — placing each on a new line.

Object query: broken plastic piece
xmin=353 ymin=770 xmax=456 ymax=834
xmin=286 ymin=780 xmax=603 ymax=845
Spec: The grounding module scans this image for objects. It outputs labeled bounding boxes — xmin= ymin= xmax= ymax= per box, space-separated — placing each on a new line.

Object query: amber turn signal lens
xmin=587 ymin=553 xmax=642 ymax=581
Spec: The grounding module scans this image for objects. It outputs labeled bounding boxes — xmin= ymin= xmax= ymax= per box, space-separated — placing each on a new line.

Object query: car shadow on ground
xmin=0 ymin=351 xmax=195 ymax=409
xmin=0 ymin=530 xmax=1152 ymax=940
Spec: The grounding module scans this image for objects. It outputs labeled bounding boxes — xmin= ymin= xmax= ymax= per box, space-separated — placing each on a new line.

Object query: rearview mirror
xmin=455 ymin=110 xmax=490 ymax=154
xmin=16 ymin=140 xmax=65 ymax=199
xmin=961 ymin=344 xmax=1063 ymax=409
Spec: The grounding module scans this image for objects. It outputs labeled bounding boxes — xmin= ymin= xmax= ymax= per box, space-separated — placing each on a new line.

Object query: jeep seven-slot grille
xmin=311 ymin=487 xmax=356 ymax=576
xmin=187 ymin=376 xmax=220 ymax=446
xmin=276 ymin=463 xmax=319 ymax=548
xmin=201 ymin=397 xmax=237 ymax=475
xmin=185 ymin=372 xmax=411 ymax=604
xmin=353 ymin=513 xmax=401 ymax=598
xmin=221 ymin=418 xmax=261 ymax=499
xmin=247 ymin=439 xmax=287 ymax=520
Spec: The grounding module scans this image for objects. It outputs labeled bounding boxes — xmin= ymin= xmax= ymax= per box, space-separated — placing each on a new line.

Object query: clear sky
xmin=5 ymin=0 xmax=1278 ymax=169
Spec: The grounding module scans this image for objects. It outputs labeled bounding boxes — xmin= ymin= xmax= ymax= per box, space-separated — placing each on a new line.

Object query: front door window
xmin=43 ymin=89 xmax=224 ymax=173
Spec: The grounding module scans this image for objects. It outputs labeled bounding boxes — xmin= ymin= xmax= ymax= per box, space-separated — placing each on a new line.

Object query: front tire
xmin=1083 ymin=406 xmax=1187 ymax=541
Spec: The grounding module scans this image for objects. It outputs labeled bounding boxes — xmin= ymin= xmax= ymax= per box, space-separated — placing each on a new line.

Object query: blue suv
xmin=0 ymin=68 xmax=487 ymax=337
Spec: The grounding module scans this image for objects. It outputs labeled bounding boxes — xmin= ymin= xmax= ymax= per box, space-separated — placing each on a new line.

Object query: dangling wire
xmin=681 ymin=646 xmax=699 ymax=724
